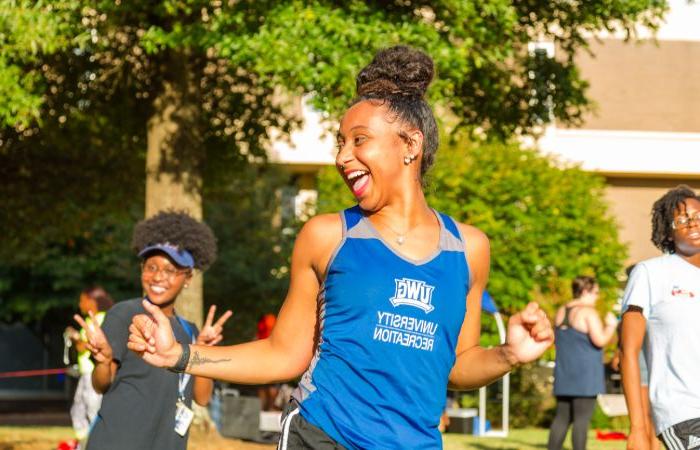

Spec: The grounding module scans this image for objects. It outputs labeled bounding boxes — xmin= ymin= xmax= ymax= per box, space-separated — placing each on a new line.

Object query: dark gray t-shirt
xmin=86 ymin=298 xmax=198 ymax=450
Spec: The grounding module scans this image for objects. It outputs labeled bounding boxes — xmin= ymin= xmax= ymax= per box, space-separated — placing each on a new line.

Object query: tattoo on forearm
xmin=187 ymin=351 xmax=231 ymax=368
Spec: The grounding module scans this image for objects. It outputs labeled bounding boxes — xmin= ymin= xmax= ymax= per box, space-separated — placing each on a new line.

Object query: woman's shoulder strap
xmin=561 ymin=307 xmax=573 ymax=327
xmin=342 ymin=205 xmax=363 ymax=231
xmin=438 ymin=212 xmax=463 ymax=244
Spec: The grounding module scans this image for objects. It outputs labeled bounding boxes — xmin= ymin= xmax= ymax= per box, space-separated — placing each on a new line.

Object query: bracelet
xmin=167 ymin=343 xmax=190 ymax=373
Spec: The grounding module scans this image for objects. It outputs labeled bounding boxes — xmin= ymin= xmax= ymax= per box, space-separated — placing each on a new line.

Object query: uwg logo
xmin=390 ymin=278 xmax=435 ymax=313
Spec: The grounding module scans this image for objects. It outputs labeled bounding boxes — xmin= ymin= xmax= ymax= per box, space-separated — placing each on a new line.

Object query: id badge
xmin=174 ymin=400 xmax=194 ymax=436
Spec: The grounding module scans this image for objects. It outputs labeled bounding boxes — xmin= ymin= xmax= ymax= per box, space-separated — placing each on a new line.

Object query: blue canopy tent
xmin=481 ymin=290 xmax=499 ymax=314
xmin=477 ymin=291 xmax=509 ymax=437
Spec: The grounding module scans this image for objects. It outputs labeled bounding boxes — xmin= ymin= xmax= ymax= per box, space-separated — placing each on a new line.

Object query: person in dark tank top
xmin=548 ymin=276 xmax=618 ymax=450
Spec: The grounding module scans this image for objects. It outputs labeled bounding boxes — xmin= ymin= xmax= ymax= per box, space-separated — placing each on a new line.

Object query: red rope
xmin=0 ymin=368 xmax=68 ymax=379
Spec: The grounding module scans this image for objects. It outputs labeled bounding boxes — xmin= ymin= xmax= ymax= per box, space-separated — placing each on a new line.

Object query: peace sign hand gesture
xmin=196 ymin=305 xmax=232 ymax=346
xmin=74 ymin=311 xmax=113 ymax=364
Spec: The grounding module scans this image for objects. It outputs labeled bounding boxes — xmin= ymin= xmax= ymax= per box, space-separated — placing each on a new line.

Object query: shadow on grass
xmin=507 ymin=439 xmax=547 ymax=449
xmin=464 ymin=445 xmax=520 ymax=450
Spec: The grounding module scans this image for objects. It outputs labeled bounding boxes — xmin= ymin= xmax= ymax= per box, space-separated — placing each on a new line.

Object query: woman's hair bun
xmin=356 ymin=45 xmax=434 ymax=99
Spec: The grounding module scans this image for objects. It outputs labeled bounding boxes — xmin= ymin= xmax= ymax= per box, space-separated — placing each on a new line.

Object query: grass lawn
xmin=0 ymin=425 xmax=273 ymax=450
xmin=0 ymin=426 xmax=628 ymax=449
xmin=0 ymin=426 xmax=72 ymax=450
xmin=444 ymin=428 xmax=626 ymax=449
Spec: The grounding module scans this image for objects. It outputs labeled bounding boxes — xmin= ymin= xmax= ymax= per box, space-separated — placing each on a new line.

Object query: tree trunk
xmin=145 ymin=55 xmax=204 ymax=326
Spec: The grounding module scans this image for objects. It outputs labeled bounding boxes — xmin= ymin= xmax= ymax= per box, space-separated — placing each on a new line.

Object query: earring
xmin=404 ymin=156 xmax=411 ymax=165
xmin=340 ymin=164 xmax=345 ymax=170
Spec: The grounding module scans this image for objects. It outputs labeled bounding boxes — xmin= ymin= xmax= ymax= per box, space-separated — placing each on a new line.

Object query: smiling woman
xmin=139 ymin=254 xmax=191 ymax=310
xmin=73 ymin=211 xmax=232 ymax=450
xmin=127 ymin=46 xmax=554 ymax=450
xmin=621 ymin=185 xmax=700 ymax=450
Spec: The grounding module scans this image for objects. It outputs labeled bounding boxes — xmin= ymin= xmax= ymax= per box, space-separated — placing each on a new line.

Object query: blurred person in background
xmin=64 ymin=286 xmax=114 ymax=443
xmin=548 ymin=275 xmax=618 ymax=450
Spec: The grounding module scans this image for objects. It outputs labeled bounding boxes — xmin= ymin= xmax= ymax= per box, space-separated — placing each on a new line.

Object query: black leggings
xmin=547 ymin=396 xmax=597 ymax=450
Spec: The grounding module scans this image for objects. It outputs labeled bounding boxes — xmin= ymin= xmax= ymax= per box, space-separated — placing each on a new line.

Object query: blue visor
xmin=138 ymin=243 xmax=195 ymax=268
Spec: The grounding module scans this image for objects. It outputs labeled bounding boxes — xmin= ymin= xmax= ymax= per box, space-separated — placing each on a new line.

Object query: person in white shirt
xmin=621 ymin=185 xmax=700 ymax=450
xmin=65 ymin=286 xmax=113 ymax=441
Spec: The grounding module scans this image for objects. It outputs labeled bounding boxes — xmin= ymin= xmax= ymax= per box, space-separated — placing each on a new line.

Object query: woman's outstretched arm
xmin=448 ymin=224 xmax=553 ymax=390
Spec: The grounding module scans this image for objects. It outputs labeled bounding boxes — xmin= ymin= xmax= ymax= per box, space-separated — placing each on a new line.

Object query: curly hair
xmin=131 ymin=211 xmax=217 ymax=271
xmin=354 ymin=45 xmax=439 ymax=181
xmin=651 ymin=184 xmax=699 ymax=253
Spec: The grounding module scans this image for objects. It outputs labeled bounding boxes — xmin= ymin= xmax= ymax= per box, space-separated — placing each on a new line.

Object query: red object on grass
xmin=596 ymin=429 xmax=628 ymax=440
xmin=56 ymin=439 xmax=78 ymax=450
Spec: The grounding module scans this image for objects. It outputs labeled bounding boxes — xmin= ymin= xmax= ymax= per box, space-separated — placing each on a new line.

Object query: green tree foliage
xmin=0 ymin=1 xmax=81 ymax=128
xmin=0 ymin=0 xmax=296 ymax=322
xmin=1 ymin=0 xmax=669 ymax=160
xmin=203 ymin=161 xmax=298 ymax=343
xmin=0 ymin=161 xmax=298 ymax=343
xmin=221 ymin=0 xmax=667 ymax=136
xmin=0 ymin=63 xmax=149 ymax=322
xmin=0 ymin=207 xmax=143 ymax=323
xmin=0 ymin=0 xmax=298 ymax=242
xmin=317 ymin=140 xmax=627 ymax=327
xmin=0 ymin=0 xmax=660 ymax=324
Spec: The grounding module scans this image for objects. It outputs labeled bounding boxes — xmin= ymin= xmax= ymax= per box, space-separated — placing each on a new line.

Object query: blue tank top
xmin=553 ymin=307 xmax=606 ymax=397
xmin=293 ymin=206 xmax=470 ymax=449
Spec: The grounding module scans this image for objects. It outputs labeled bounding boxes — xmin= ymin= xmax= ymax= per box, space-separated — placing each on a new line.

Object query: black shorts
xmin=660 ymin=418 xmax=700 ymax=450
xmin=277 ymin=400 xmax=346 ymax=450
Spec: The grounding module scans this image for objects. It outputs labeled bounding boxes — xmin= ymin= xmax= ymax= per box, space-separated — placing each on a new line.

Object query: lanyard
xmin=175 ymin=315 xmax=195 ymax=401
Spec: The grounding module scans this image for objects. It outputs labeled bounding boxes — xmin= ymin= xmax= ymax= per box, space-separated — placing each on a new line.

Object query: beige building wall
xmin=575 ymin=39 xmax=700 ymax=133
xmin=549 ymin=30 xmax=700 ymax=267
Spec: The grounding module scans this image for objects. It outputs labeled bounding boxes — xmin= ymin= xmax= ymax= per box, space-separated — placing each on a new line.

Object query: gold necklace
xmin=379 ymin=220 xmax=418 ymax=246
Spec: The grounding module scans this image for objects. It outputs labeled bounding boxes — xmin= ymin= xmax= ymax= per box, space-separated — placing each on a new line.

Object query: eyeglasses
xmin=671 ymin=212 xmax=700 ymax=230
xmin=142 ymin=263 xmax=189 ymax=279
